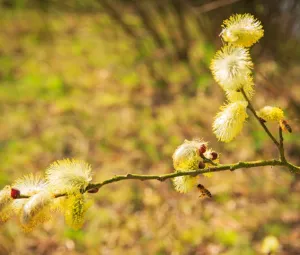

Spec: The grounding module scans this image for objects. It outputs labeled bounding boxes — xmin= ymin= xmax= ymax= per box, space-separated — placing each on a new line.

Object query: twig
xmin=200 ymin=154 xmax=218 ymax=166
xmin=85 ymin=159 xmax=285 ymax=191
xmin=241 ymin=88 xmax=280 ymax=147
xmin=278 ymin=126 xmax=286 ymax=162
xmin=14 ymin=158 xmax=300 ymax=200
xmin=241 ymin=88 xmax=298 ymax=169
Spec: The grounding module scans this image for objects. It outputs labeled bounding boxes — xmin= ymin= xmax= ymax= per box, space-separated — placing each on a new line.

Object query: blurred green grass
xmin=0 ymin=5 xmax=300 ymax=255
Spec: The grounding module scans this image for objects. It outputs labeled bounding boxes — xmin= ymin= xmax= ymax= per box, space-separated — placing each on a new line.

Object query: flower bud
xmin=211 ymin=152 xmax=218 ymax=161
xmin=198 ymin=161 xmax=205 ymax=169
xmin=11 ymin=188 xmax=20 ymax=199
xmin=87 ymin=188 xmax=99 ymax=193
xmin=199 ymin=144 xmax=207 ymax=154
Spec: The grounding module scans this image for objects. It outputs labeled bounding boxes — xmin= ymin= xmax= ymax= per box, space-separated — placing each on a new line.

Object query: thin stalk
xmin=241 ymin=88 xmax=280 ymax=147
xmin=13 ymin=159 xmax=288 ymax=199
xmin=278 ymin=127 xmax=286 ymax=162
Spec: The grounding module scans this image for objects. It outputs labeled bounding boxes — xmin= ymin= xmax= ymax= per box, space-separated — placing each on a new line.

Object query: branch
xmin=240 ymin=89 xmax=300 ymax=172
xmin=85 ymin=159 xmax=284 ymax=191
xmin=13 ymin=157 xmax=300 ymax=200
xmin=278 ymin=126 xmax=286 ymax=162
xmin=241 ymin=88 xmax=280 ymax=147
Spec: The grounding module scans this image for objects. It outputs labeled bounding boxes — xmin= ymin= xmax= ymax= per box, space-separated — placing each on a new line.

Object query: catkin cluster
xmin=210 ymin=14 xmax=290 ymax=141
xmin=171 ymin=14 xmax=292 ymax=194
xmin=0 ymin=159 xmax=93 ymax=231
xmin=172 ymin=139 xmax=219 ymax=193
xmin=211 ymin=14 xmax=264 ymax=142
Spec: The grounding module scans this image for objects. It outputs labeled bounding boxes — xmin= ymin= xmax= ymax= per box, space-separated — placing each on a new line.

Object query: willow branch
xmin=278 ymin=126 xmax=286 ymax=162
xmin=241 ymin=88 xmax=280 ymax=147
xmin=200 ymin=154 xmax=218 ymax=166
xmin=85 ymin=159 xmax=285 ymax=191
xmin=13 ymin=158 xmax=300 ymax=200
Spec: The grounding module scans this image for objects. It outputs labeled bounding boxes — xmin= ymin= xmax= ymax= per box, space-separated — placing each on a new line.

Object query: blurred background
xmin=0 ymin=0 xmax=300 ymax=254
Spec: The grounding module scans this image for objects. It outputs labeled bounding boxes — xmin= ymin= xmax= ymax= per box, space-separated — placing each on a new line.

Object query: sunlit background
xmin=0 ymin=0 xmax=300 ymax=254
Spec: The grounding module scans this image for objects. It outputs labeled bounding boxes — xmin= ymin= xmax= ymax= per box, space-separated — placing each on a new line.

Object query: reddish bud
xmin=199 ymin=144 xmax=207 ymax=155
xmin=211 ymin=152 xmax=218 ymax=160
xmin=198 ymin=161 xmax=205 ymax=169
xmin=87 ymin=188 xmax=99 ymax=193
xmin=11 ymin=188 xmax=20 ymax=198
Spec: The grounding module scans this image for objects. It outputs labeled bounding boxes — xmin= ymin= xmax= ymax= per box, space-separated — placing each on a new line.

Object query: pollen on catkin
xmin=210 ymin=45 xmax=253 ymax=91
xmin=221 ymin=13 xmax=264 ymax=47
xmin=257 ymin=106 xmax=284 ymax=122
xmin=213 ymin=101 xmax=248 ymax=142
xmin=172 ymin=176 xmax=198 ymax=194
xmin=12 ymin=174 xmax=48 ymax=214
xmin=225 ymin=78 xmax=255 ymax=102
xmin=13 ymin=174 xmax=47 ymax=196
xmin=172 ymin=139 xmax=208 ymax=193
xmin=0 ymin=186 xmax=13 ymax=221
xmin=21 ymin=191 xmax=53 ymax=232
xmin=172 ymin=139 xmax=207 ymax=171
xmin=63 ymin=193 xmax=89 ymax=230
xmin=46 ymin=159 xmax=92 ymax=194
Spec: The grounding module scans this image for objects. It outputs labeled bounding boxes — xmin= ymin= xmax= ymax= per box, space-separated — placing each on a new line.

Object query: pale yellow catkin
xmin=21 ymin=191 xmax=53 ymax=232
xmin=221 ymin=13 xmax=264 ymax=47
xmin=46 ymin=159 xmax=92 ymax=194
xmin=213 ymin=101 xmax=248 ymax=142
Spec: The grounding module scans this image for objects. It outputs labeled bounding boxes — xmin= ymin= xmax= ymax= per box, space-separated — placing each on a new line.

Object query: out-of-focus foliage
xmin=0 ymin=0 xmax=300 ymax=254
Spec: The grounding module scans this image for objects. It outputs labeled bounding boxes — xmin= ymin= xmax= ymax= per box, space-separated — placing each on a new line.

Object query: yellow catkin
xmin=221 ymin=13 xmax=264 ymax=47
xmin=172 ymin=176 xmax=198 ymax=194
xmin=261 ymin=236 xmax=280 ymax=254
xmin=12 ymin=174 xmax=47 ymax=215
xmin=210 ymin=45 xmax=253 ymax=91
xmin=64 ymin=193 xmax=87 ymax=230
xmin=46 ymin=159 xmax=92 ymax=194
xmin=172 ymin=139 xmax=206 ymax=171
xmin=21 ymin=191 xmax=53 ymax=232
xmin=257 ymin=106 xmax=284 ymax=122
xmin=225 ymin=78 xmax=255 ymax=102
xmin=172 ymin=139 xmax=208 ymax=193
xmin=0 ymin=186 xmax=13 ymax=222
xmin=213 ymin=101 xmax=248 ymax=142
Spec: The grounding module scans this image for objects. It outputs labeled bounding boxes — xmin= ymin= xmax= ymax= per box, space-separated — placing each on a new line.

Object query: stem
xmin=278 ymin=127 xmax=286 ymax=162
xmin=200 ymin=154 xmax=218 ymax=166
xmin=240 ymin=89 xmax=300 ymax=172
xmin=241 ymin=88 xmax=280 ymax=147
xmin=85 ymin=159 xmax=283 ymax=191
xmin=13 ymin=158 xmax=300 ymax=200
